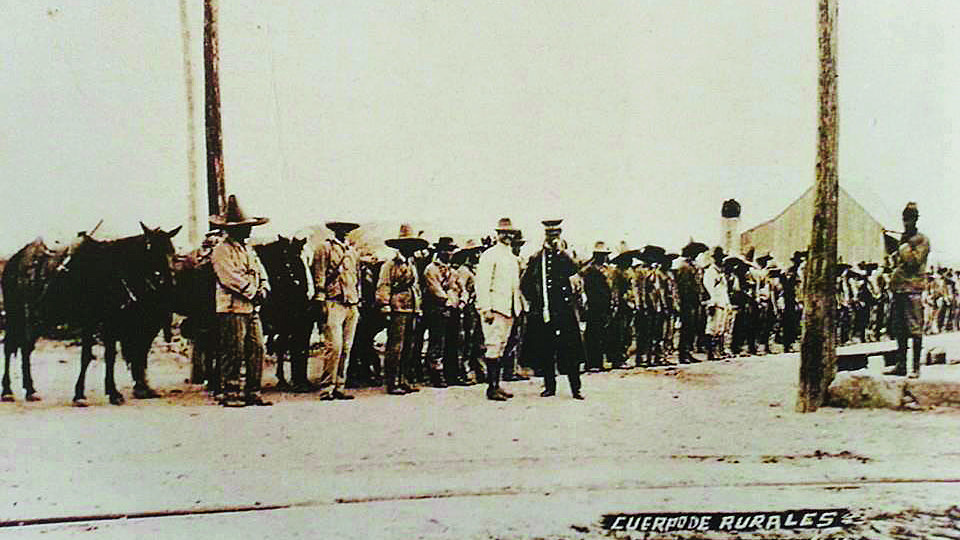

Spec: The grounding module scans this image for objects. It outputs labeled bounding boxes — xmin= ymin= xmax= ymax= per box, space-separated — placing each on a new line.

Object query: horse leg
xmin=203 ymin=332 xmax=220 ymax=395
xmin=131 ymin=339 xmax=160 ymax=399
xmin=2 ymin=342 xmax=14 ymax=401
xmin=275 ymin=347 xmax=290 ymax=391
xmin=104 ymin=336 xmax=124 ymax=405
xmin=73 ymin=332 xmax=95 ymax=406
xmin=274 ymin=333 xmax=290 ymax=391
xmin=292 ymin=323 xmax=313 ymax=390
xmin=21 ymin=342 xmax=41 ymax=401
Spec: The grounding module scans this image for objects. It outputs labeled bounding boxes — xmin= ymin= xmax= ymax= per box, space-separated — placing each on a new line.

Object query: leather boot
xmin=430 ymin=367 xmax=448 ymax=388
xmin=469 ymin=358 xmax=486 ymax=384
xmin=909 ymin=352 xmax=921 ymax=379
xmin=485 ymin=359 xmax=506 ymax=401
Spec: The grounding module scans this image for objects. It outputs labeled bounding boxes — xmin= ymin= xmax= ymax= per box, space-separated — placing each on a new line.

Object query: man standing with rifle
xmin=887 ymin=202 xmax=930 ymax=378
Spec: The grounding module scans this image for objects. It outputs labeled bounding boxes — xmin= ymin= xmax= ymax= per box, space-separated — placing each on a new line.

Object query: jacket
xmin=376 ymin=253 xmax=422 ymax=314
xmin=475 ymin=242 xmax=523 ymax=318
xmin=211 ymin=236 xmax=269 ymax=314
xmin=312 ymin=237 xmax=360 ymax=305
xmin=890 ymin=231 xmax=930 ymax=294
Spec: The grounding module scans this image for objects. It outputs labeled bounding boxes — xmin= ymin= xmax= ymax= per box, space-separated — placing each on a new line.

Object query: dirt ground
xmin=0 ymin=332 xmax=958 ymax=539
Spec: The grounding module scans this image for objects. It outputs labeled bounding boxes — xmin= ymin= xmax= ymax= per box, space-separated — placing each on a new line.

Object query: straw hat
xmin=385 ymin=223 xmax=429 ymax=250
xmin=209 ymin=195 xmax=269 ymax=228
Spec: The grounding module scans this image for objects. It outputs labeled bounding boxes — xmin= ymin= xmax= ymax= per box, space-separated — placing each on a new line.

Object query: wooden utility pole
xmin=797 ymin=0 xmax=839 ymax=412
xmin=179 ymin=0 xmax=200 ymax=246
xmin=203 ymin=0 xmax=226 ymax=219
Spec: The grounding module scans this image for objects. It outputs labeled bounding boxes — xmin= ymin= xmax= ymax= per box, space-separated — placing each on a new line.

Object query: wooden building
xmin=740 ymin=185 xmax=890 ymax=266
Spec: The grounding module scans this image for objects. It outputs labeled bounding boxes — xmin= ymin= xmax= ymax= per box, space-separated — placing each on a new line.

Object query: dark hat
xmin=385 ymin=223 xmax=429 ymax=251
xmin=209 ymin=194 xmax=269 ymax=228
xmin=592 ymin=241 xmax=611 ymax=254
xmin=325 ymin=221 xmax=360 ymax=234
xmin=712 ymin=246 xmax=726 ymax=261
xmin=744 ymin=246 xmax=756 ymax=262
xmin=756 ymin=253 xmax=774 ymax=265
xmin=859 ymin=261 xmax=879 ymax=273
xmin=542 ymin=219 xmax=563 ymax=237
xmin=433 ymin=236 xmax=458 ymax=252
xmin=681 ymin=241 xmax=709 ymax=259
xmin=902 ymin=202 xmax=919 ymax=220
xmin=610 ymin=244 xmax=640 ymax=266
xmin=723 ymin=255 xmax=745 ymax=269
xmin=790 ymin=250 xmax=807 ymax=264
xmin=496 ymin=217 xmax=518 ymax=232
xmin=848 ymin=269 xmax=866 ymax=280
xmin=452 ymin=239 xmax=484 ymax=263
xmin=640 ymin=245 xmax=666 ymax=263
xmin=511 ymin=230 xmax=526 ymax=247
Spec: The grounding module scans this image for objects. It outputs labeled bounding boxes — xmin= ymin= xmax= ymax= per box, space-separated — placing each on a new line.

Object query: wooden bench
xmin=836 ymin=347 xmax=899 ymax=372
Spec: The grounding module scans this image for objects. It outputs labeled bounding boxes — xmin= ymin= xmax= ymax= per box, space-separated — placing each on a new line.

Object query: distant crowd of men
xmin=203 ymin=196 xmax=939 ymax=407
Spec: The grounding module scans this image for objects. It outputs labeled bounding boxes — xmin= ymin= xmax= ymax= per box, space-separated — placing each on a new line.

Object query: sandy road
xmin=0 ymin=334 xmax=958 ymax=538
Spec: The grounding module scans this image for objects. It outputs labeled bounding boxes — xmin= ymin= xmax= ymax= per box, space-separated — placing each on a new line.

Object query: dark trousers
xmin=678 ymin=305 xmax=697 ymax=360
xmin=501 ymin=312 xmax=525 ymax=376
xmin=543 ymin=362 xmax=581 ymax=395
xmin=731 ymin=304 xmax=756 ymax=354
xmin=218 ymin=312 xmax=265 ymax=399
xmin=408 ymin=311 xmax=429 ymax=383
xmin=781 ymin=304 xmax=800 ymax=351
xmin=425 ymin=308 xmax=463 ymax=382
xmin=854 ymin=303 xmax=871 ymax=342
xmin=634 ymin=308 xmax=651 ymax=364
xmin=584 ymin=310 xmax=609 ymax=370
xmin=384 ymin=312 xmax=418 ymax=390
xmin=607 ymin=306 xmax=631 ymax=367
xmin=755 ymin=302 xmax=773 ymax=352
xmin=348 ymin=307 xmax=385 ymax=387
xmin=460 ymin=306 xmax=485 ymax=379
xmin=539 ymin=322 xmax=582 ymax=395
xmin=648 ymin=309 xmax=666 ymax=358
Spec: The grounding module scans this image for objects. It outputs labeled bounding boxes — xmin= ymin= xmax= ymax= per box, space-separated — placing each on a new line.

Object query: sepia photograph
xmin=1 ymin=1 xmax=958 ymax=538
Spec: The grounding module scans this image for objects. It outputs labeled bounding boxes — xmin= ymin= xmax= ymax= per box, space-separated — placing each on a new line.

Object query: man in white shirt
xmin=702 ymin=247 xmax=730 ymax=360
xmin=475 ymin=218 xmax=524 ymax=401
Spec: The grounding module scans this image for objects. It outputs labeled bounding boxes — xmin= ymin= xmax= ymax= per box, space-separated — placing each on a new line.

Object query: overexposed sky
xmin=2 ymin=1 xmax=957 ymax=261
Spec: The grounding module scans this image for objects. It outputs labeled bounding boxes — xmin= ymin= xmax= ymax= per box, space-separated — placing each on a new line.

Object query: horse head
xmin=139 ymin=222 xmax=182 ymax=295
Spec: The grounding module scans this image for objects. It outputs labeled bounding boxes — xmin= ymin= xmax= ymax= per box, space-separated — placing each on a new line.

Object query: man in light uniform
xmin=702 ymin=247 xmax=730 ymax=360
xmin=475 ymin=218 xmax=523 ymax=401
xmin=311 ymin=221 xmax=362 ymax=400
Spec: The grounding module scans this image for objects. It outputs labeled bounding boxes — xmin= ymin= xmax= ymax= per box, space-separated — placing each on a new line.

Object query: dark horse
xmin=1 ymin=223 xmax=181 ymax=405
xmin=347 ymin=258 xmax=385 ymax=388
xmin=171 ymin=242 xmax=219 ymax=391
xmin=254 ymin=236 xmax=314 ymax=391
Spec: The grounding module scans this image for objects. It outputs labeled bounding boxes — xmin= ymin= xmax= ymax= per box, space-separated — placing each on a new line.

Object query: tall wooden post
xmin=797 ymin=0 xmax=839 ymax=412
xmin=203 ymin=0 xmax=227 ymax=220
xmin=179 ymin=0 xmax=200 ymax=246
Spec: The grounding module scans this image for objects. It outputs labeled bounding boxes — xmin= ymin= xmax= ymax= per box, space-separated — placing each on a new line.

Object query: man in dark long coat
xmin=580 ymin=241 xmax=612 ymax=372
xmin=676 ymin=241 xmax=707 ymax=363
xmin=520 ymin=220 xmax=585 ymax=400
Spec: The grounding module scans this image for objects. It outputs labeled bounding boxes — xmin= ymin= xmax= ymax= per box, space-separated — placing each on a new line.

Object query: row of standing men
xmin=204 ymin=196 xmax=587 ymax=406
xmin=203 ymin=196 xmax=937 ymax=406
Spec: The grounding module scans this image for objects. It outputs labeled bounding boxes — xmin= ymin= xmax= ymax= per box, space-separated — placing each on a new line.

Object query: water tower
xmin=721 ymin=199 xmax=741 ymax=255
